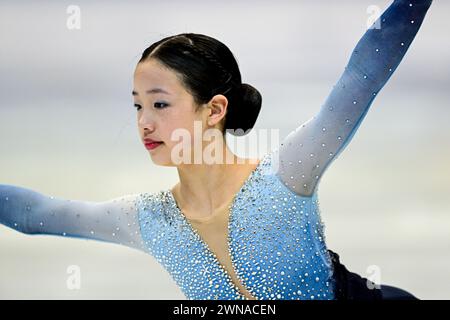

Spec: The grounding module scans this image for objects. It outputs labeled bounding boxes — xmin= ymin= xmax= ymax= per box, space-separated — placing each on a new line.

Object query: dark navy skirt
xmin=327 ymin=249 xmax=419 ymax=300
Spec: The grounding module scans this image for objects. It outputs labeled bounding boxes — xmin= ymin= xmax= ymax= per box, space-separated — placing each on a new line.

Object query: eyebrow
xmin=132 ymin=88 xmax=171 ymax=96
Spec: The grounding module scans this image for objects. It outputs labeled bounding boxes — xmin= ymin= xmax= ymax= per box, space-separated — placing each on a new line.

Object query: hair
xmin=138 ymin=33 xmax=262 ymax=137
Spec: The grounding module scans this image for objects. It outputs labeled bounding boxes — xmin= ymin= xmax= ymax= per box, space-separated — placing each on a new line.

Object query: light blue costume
xmin=0 ymin=0 xmax=432 ymax=300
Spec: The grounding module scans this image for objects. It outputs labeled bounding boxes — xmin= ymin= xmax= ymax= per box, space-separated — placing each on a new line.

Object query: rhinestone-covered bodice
xmin=136 ymin=152 xmax=335 ymax=300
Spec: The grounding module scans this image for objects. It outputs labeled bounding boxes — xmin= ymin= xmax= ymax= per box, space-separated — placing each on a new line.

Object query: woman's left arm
xmin=276 ymin=0 xmax=433 ymax=197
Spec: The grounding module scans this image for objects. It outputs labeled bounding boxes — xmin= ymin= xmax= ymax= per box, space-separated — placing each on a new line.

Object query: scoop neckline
xmin=167 ymin=156 xmax=265 ymax=223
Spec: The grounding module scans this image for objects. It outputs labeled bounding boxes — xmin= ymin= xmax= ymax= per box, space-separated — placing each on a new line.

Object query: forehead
xmin=134 ymin=59 xmax=181 ymax=89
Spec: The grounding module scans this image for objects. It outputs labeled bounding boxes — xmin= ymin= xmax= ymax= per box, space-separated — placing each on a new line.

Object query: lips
xmin=143 ymin=138 xmax=163 ymax=150
xmin=143 ymin=138 xmax=163 ymax=144
xmin=144 ymin=138 xmax=162 ymax=143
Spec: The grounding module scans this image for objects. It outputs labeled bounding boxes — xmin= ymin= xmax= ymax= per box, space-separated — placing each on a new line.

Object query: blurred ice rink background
xmin=0 ymin=0 xmax=449 ymax=299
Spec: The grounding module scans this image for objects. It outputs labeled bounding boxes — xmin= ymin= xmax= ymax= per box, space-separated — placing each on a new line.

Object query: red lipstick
xmin=143 ymin=138 xmax=163 ymax=150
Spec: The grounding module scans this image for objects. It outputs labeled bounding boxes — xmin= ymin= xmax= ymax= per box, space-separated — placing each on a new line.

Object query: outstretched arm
xmin=275 ymin=0 xmax=433 ymax=197
xmin=0 ymin=184 xmax=147 ymax=253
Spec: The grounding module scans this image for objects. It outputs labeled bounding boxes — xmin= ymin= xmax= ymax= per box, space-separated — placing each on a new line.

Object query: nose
xmin=138 ymin=107 xmax=156 ymax=131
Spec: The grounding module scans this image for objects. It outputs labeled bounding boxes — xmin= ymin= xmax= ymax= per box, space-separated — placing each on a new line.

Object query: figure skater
xmin=0 ymin=0 xmax=433 ymax=300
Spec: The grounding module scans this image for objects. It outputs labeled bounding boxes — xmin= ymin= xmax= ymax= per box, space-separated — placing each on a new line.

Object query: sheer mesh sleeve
xmin=0 ymin=184 xmax=147 ymax=253
xmin=275 ymin=0 xmax=433 ymax=197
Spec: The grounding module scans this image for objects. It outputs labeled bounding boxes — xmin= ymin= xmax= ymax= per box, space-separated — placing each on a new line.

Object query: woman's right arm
xmin=0 ymin=184 xmax=148 ymax=253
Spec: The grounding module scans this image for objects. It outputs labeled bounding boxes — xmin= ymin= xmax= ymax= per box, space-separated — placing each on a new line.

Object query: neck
xmin=171 ymin=144 xmax=260 ymax=220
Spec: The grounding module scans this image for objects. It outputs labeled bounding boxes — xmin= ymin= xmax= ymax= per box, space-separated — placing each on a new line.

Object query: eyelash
xmin=133 ymin=102 xmax=169 ymax=111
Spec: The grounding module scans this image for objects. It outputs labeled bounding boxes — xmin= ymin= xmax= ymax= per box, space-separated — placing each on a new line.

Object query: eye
xmin=133 ymin=102 xmax=169 ymax=111
xmin=154 ymin=102 xmax=169 ymax=109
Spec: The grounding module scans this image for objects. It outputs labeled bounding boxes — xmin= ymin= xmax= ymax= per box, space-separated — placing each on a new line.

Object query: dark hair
xmin=138 ymin=33 xmax=262 ymax=137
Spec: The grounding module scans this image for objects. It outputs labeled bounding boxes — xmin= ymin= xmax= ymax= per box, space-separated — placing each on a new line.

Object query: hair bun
xmin=225 ymin=83 xmax=262 ymax=137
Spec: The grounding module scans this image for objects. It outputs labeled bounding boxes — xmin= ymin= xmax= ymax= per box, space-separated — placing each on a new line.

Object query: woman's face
xmin=133 ymin=59 xmax=225 ymax=167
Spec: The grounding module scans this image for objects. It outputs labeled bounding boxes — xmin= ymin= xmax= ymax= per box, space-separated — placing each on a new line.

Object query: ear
xmin=206 ymin=94 xmax=228 ymax=127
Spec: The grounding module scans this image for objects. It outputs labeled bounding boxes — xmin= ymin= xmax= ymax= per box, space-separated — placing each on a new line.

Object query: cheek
xmin=170 ymin=112 xmax=198 ymax=133
xmin=162 ymin=105 xmax=204 ymax=145
xmin=162 ymin=118 xmax=193 ymax=146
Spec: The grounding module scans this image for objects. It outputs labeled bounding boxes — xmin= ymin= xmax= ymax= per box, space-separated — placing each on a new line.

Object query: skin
xmin=133 ymin=58 xmax=260 ymax=220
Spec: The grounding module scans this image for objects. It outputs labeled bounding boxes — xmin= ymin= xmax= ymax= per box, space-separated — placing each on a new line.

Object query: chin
xmin=148 ymin=154 xmax=176 ymax=167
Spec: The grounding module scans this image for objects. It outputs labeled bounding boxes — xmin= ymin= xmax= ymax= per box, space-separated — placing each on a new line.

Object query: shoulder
xmin=135 ymin=190 xmax=167 ymax=213
xmin=263 ymin=148 xmax=318 ymax=198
